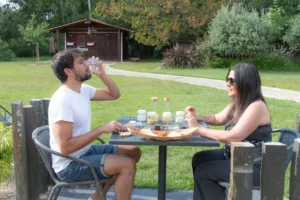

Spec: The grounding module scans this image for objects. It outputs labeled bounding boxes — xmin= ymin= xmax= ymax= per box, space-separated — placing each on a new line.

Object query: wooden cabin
xmin=45 ymin=18 xmax=132 ymax=61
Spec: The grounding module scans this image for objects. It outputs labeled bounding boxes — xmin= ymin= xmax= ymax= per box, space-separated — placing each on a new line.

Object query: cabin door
xmin=97 ymin=33 xmax=118 ymax=61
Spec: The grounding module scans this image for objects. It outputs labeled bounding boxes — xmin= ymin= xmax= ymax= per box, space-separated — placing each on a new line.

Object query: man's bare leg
xmin=104 ymin=154 xmax=136 ymax=200
xmin=118 ymin=145 xmax=142 ymax=162
xmin=91 ymin=146 xmax=141 ymax=200
xmin=91 ymin=175 xmax=117 ymax=200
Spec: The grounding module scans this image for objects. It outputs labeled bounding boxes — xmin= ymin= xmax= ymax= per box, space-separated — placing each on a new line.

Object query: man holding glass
xmin=48 ymin=48 xmax=141 ymax=200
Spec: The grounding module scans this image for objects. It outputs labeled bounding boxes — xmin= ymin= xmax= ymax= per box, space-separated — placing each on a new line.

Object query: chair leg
xmin=49 ymin=185 xmax=62 ymax=200
xmin=225 ymin=187 xmax=229 ymax=200
xmin=95 ymin=183 xmax=106 ymax=200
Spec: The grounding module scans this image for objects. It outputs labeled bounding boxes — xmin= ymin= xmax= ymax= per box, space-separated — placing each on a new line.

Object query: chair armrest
xmin=97 ymin=137 xmax=106 ymax=144
xmin=254 ymin=157 xmax=262 ymax=164
xmin=34 ymin=139 xmax=103 ymax=183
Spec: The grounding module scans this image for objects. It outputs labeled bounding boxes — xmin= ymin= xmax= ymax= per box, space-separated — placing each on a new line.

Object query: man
xmin=48 ymin=49 xmax=141 ymax=200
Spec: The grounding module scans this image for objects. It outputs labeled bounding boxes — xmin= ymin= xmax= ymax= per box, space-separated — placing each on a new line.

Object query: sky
xmin=0 ymin=0 xmax=8 ymax=5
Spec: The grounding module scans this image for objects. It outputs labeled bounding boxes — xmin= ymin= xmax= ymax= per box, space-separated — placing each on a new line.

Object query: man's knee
xmin=122 ymin=156 xmax=137 ymax=175
xmin=134 ymin=146 xmax=142 ymax=162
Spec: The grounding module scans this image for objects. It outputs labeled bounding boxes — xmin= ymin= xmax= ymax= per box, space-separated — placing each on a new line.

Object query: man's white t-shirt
xmin=48 ymin=84 xmax=96 ymax=173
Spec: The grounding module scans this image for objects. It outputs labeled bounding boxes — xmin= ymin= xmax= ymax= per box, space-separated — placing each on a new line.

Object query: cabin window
xmin=76 ymin=34 xmax=86 ymax=48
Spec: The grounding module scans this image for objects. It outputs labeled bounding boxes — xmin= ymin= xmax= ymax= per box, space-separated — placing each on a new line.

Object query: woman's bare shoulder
xmin=249 ymin=99 xmax=268 ymax=109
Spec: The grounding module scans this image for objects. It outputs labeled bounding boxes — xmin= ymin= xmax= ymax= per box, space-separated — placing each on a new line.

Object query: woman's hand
xmin=185 ymin=112 xmax=198 ymax=128
xmin=185 ymin=106 xmax=196 ymax=115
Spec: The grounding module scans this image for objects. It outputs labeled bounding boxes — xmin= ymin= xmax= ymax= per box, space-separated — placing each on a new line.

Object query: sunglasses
xmin=226 ymin=77 xmax=235 ymax=86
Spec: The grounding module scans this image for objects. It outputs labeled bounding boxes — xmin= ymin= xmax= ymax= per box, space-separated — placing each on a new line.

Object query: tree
xmin=18 ymin=14 xmax=49 ymax=65
xmin=94 ymin=0 xmax=225 ymax=49
xmin=283 ymin=14 xmax=300 ymax=55
xmin=266 ymin=0 xmax=289 ymax=44
xmin=0 ymin=4 xmax=25 ymax=42
xmin=233 ymin=0 xmax=300 ymax=15
xmin=208 ymin=4 xmax=274 ymax=55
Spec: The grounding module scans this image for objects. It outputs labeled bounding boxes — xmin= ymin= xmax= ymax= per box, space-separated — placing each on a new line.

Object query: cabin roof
xmin=45 ymin=17 xmax=132 ymax=33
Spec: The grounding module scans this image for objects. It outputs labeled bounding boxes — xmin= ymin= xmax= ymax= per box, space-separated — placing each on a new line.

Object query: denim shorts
xmin=57 ymin=144 xmax=118 ymax=182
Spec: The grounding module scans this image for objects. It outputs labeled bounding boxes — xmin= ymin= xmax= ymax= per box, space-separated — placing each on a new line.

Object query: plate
xmin=126 ymin=126 xmax=199 ymax=141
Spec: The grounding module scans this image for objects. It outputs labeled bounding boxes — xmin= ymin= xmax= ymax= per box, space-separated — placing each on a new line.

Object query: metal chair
xmin=32 ymin=125 xmax=111 ymax=200
xmin=219 ymin=128 xmax=300 ymax=200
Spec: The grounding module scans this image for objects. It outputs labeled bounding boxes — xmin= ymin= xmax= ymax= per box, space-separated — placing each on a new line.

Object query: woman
xmin=185 ymin=63 xmax=272 ymax=200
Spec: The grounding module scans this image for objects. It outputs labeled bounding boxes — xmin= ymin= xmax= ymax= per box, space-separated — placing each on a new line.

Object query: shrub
xmin=0 ymin=38 xmax=15 ymax=61
xmin=210 ymin=57 xmax=239 ymax=69
xmin=208 ymin=4 xmax=274 ymax=56
xmin=247 ymin=54 xmax=300 ymax=70
xmin=162 ymin=44 xmax=199 ymax=69
xmin=283 ymin=14 xmax=300 ymax=57
xmin=266 ymin=1 xmax=289 ymax=41
xmin=9 ymin=38 xmax=34 ymax=57
xmin=0 ymin=125 xmax=13 ymax=184
xmin=195 ymin=36 xmax=213 ymax=67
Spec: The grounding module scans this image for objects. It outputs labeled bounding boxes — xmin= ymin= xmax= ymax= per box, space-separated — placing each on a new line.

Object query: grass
xmin=111 ymin=60 xmax=300 ymax=91
xmin=0 ymin=58 xmax=299 ymax=197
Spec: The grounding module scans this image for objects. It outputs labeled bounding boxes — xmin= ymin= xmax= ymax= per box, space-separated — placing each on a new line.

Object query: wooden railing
xmin=229 ymin=141 xmax=300 ymax=200
xmin=11 ymin=99 xmax=51 ymax=200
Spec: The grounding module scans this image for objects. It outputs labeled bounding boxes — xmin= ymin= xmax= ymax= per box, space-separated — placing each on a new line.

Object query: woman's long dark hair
xmin=227 ymin=63 xmax=266 ymax=124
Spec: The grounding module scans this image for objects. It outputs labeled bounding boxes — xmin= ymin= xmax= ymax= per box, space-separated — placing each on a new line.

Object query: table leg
xmin=158 ymin=146 xmax=167 ymax=200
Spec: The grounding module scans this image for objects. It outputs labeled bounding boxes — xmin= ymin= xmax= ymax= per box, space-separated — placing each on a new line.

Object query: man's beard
xmin=74 ymin=70 xmax=92 ymax=82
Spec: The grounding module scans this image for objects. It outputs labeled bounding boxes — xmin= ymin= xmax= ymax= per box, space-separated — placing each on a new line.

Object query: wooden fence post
xmin=228 ymin=142 xmax=254 ymax=200
xmin=30 ymin=99 xmax=53 ymax=191
xmin=24 ymin=105 xmax=42 ymax=200
xmin=289 ymin=138 xmax=300 ymax=200
xmin=11 ymin=99 xmax=51 ymax=200
xmin=11 ymin=100 xmax=30 ymax=200
xmin=296 ymin=113 xmax=300 ymax=132
xmin=260 ymin=142 xmax=286 ymax=200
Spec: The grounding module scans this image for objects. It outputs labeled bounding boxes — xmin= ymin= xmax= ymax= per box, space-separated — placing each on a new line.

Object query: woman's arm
xmin=186 ymin=100 xmax=270 ymax=144
xmin=186 ymin=104 xmax=231 ymax=126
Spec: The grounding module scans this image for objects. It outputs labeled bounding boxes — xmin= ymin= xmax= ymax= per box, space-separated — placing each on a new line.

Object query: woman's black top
xmin=223 ymin=121 xmax=272 ymax=167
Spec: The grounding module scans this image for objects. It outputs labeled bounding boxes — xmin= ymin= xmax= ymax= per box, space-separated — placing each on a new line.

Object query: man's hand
xmin=98 ymin=121 xmax=126 ymax=133
xmin=91 ymin=60 xmax=106 ymax=77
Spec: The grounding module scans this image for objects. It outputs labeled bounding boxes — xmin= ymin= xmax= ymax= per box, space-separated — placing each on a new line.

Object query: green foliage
xmin=267 ymin=6 xmax=289 ymax=40
xmin=0 ymin=4 xmax=25 ymax=43
xmin=195 ymin=36 xmax=213 ymax=67
xmin=209 ymin=57 xmax=239 ymax=69
xmin=95 ymin=0 xmax=225 ymax=49
xmin=235 ymin=0 xmax=300 ymax=16
xmin=233 ymin=0 xmax=272 ymax=13
xmin=248 ymin=54 xmax=292 ymax=70
xmin=0 ymin=125 xmax=13 ymax=184
xmin=162 ymin=44 xmax=199 ymax=69
xmin=18 ymin=13 xmax=49 ymax=64
xmin=283 ymin=14 xmax=300 ymax=55
xmin=9 ymin=38 xmax=34 ymax=57
xmin=208 ymin=4 xmax=274 ymax=55
xmin=0 ymin=38 xmax=15 ymax=61
xmin=18 ymin=14 xmax=49 ymax=46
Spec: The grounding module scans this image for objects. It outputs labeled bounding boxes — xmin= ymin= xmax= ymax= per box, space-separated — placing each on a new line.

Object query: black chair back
xmin=32 ymin=125 xmax=61 ymax=183
xmin=273 ymin=128 xmax=300 ymax=170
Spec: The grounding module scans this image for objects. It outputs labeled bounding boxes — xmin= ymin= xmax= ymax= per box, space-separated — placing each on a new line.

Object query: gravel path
xmin=105 ymin=65 xmax=300 ymax=103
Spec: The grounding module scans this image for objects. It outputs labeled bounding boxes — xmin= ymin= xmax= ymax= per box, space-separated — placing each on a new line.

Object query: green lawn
xmin=111 ymin=61 xmax=300 ymax=92
xmin=0 ymin=59 xmax=299 ymax=197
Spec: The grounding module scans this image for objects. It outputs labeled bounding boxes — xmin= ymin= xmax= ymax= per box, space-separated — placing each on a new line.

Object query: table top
xmin=109 ymin=116 xmax=220 ymax=147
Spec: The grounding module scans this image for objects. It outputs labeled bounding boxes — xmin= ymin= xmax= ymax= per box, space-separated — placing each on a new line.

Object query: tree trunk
xmin=36 ymin=42 xmax=39 ymax=66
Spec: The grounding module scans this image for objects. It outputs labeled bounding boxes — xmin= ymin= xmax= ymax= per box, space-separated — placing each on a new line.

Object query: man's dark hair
xmin=51 ymin=49 xmax=84 ymax=83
